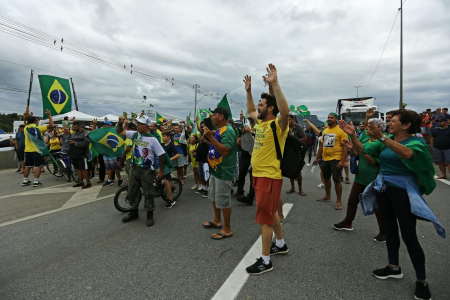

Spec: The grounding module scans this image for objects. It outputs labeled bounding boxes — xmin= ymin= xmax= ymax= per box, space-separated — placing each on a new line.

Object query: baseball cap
xmin=212 ymin=106 xmax=229 ymax=119
xmin=136 ymin=115 xmax=152 ymax=125
xmin=104 ymin=120 xmax=112 ymax=126
xmin=19 ymin=124 xmax=25 ymax=128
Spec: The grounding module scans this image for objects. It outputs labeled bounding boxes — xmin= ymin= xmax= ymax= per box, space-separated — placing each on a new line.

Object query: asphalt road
xmin=0 ymin=164 xmax=449 ymax=300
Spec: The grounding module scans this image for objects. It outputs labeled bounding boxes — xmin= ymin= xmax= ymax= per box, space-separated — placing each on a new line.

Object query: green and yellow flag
xmin=216 ymin=94 xmax=232 ymax=119
xmin=156 ymin=112 xmax=164 ymax=125
xmin=87 ymin=127 xmax=126 ymax=157
xmin=123 ymin=112 xmax=128 ymax=118
xmin=38 ymin=75 xmax=72 ymax=118
xmin=290 ymin=105 xmax=310 ymax=117
xmin=131 ymin=112 xmax=137 ymax=119
xmin=88 ymin=143 xmax=99 ymax=162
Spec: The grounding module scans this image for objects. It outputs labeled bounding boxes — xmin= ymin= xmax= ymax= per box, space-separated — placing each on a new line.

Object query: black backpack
xmin=271 ymin=121 xmax=305 ymax=179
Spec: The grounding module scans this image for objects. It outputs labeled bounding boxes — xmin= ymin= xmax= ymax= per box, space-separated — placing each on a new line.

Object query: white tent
xmin=99 ymin=114 xmax=119 ymax=122
xmin=46 ymin=110 xmax=98 ymax=122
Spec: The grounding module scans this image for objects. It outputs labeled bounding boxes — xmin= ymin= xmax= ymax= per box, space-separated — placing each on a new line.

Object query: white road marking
xmin=61 ymin=185 xmax=102 ymax=209
xmin=0 ymin=193 xmax=115 ymax=228
xmin=211 ymin=203 xmax=294 ymax=300
xmin=0 ymin=182 xmax=73 ymax=200
xmin=434 ymin=175 xmax=450 ymax=186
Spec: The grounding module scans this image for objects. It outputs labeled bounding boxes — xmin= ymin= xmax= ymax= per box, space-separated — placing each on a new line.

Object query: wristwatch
xmin=380 ymin=135 xmax=387 ymax=142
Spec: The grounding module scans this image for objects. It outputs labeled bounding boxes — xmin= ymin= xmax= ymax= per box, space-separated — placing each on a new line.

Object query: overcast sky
xmin=0 ymin=0 xmax=449 ymax=121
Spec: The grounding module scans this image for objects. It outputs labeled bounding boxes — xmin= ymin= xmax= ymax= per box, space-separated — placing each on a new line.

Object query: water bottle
xmin=311 ymin=164 xmax=317 ymax=173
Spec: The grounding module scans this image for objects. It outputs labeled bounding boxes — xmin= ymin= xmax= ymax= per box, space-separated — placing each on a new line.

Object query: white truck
xmin=336 ymin=97 xmax=384 ymax=125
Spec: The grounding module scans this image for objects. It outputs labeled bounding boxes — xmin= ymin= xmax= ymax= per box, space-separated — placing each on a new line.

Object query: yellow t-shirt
xmin=125 ymin=138 xmax=133 ymax=160
xmin=320 ymin=125 xmax=348 ymax=161
xmin=189 ymin=143 xmax=198 ymax=167
xmin=251 ymin=118 xmax=288 ymax=179
xmin=49 ymin=138 xmax=62 ymax=151
xmin=24 ymin=124 xmax=48 ymax=153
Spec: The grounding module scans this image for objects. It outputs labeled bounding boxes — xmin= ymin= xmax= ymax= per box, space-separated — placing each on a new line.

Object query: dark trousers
xmin=376 ymin=186 xmax=426 ymax=280
xmin=247 ymin=167 xmax=255 ymax=199
xmin=343 ymin=182 xmax=385 ymax=232
xmin=129 ymin=165 xmax=155 ymax=212
xmin=237 ymin=151 xmax=251 ymax=194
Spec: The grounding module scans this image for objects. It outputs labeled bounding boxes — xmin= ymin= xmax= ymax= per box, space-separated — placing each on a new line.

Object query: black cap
xmin=19 ymin=124 xmax=25 ymax=128
xmin=212 ymin=106 xmax=229 ymax=119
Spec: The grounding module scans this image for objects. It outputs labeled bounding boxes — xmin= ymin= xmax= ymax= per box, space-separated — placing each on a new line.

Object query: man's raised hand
xmin=262 ymin=64 xmax=278 ymax=84
xmin=118 ymin=116 xmax=126 ymax=124
xmin=366 ymin=108 xmax=375 ymax=118
xmin=243 ymin=75 xmax=252 ymax=92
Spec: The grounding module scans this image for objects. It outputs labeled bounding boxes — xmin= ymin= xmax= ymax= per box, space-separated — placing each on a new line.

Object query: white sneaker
xmin=191 ymin=184 xmax=198 ymax=190
xmin=197 ymin=186 xmax=203 ymax=191
xmin=317 ymin=183 xmax=325 ymax=188
xmin=307 ymin=163 xmax=311 ymax=167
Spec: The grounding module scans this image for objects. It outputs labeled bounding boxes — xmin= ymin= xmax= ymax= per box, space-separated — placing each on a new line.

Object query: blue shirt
xmin=16 ymin=131 xmax=25 ymax=148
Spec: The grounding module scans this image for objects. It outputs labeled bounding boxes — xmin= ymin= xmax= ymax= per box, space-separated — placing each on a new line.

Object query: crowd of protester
xmin=8 ymin=64 xmax=449 ymax=300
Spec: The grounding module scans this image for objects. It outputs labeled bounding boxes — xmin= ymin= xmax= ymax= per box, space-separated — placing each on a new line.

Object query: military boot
xmin=122 ymin=210 xmax=139 ymax=223
xmin=146 ymin=211 xmax=155 ymax=227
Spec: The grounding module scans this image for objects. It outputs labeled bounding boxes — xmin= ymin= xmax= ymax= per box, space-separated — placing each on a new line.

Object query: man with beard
xmin=243 ymin=64 xmax=290 ymax=275
xmin=313 ymin=113 xmax=348 ymax=210
xmin=68 ymin=121 xmax=91 ymax=189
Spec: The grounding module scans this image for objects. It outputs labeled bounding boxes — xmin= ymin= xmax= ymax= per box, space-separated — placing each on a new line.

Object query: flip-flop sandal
xmin=280 ymin=218 xmax=286 ymax=223
xmin=203 ymin=221 xmax=222 ymax=229
xmin=334 ymin=204 xmax=343 ymax=210
xmin=300 ymin=191 xmax=307 ymax=196
xmin=317 ymin=198 xmax=331 ymax=202
xmin=211 ymin=232 xmax=233 ymax=240
xmin=286 ymin=189 xmax=295 ymax=194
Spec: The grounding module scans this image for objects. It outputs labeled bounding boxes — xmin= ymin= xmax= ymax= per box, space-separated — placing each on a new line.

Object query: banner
xmin=38 ymin=75 xmax=72 ymax=118
xmin=88 ymin=127 xmax=126 ymax=157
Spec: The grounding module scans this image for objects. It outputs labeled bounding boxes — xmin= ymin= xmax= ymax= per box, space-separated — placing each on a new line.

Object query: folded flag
xmin=123 ymin=112 xmax=128 ymax=118
xmin=38 ymin=75 xmax=72 ymax=119
xmin=131 ymin=112 xmax=137 ymax=119
xmin=88 ymin=127 xmax=126 ymax=157
xmin=290 ymin=105 xmax=310 ymax=117
xmin=88 ymin=143 xmax=99 ymax=162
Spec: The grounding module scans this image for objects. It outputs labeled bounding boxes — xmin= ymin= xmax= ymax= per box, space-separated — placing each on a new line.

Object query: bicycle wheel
xmin=57 ymin=159 xmax=71 ymax=182
xmin=70 ymin=164 xmax=79 ymax=182
xmin=46 ymin=158 xmax=61 ymax=177
xmin=161 ymin=178 xmax=183 ymax=201
xmin=114 ymin=185 xmax=141 ymax=213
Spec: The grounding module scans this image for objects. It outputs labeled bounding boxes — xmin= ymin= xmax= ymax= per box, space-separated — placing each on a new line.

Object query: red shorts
xmin=253 ymin=177 xmax=283 ymax=226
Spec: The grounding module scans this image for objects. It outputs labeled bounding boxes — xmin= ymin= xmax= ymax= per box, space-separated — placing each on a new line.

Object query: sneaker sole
xmin=372 ymin=273 xmax=403 ymax=280
xmin=414 ymin=296 xmax=432 ymax=300
xmin=248 ymin=266 xmax=274 ymax=275
xmin=270 ymin=249 xmax=289 ymax=256
xmin=333 ymin=226 xmax=353 ymax=231
xmin=373 ymin=239 xmax=386 ymax=243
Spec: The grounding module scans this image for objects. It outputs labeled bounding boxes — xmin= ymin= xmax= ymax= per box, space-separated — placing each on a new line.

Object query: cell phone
xmin=204 ymin=118 xmax=214 ymax=130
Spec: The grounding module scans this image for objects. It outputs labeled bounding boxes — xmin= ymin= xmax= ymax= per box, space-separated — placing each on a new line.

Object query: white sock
xmin=34 ymin=178 xmax=39 ymax=182
xmin=276 ymin=238 xmax=285 ymax=248
xmin=23 ymin=177 xmax=28 ymax=181
xmin=261 ymin=255 xmax=271 ymax=265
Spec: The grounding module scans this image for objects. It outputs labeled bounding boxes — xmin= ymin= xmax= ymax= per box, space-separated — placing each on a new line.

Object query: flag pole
xmin=25 ymin=70 xmax=34 ymax=120
xmin=70 ymin=78 xmax=79 ymax=111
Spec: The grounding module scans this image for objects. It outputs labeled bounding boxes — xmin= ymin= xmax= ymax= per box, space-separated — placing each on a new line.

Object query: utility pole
xmin=194 ymin=84 xmax=198 ymax=115
xmin=70 ymin=78 xmax=78 ymax=111
xmin=25 ymin=70 xmax=34 ymax=117
xmin=354 ymin=86 xmax=362 ymax=98
xmin=399 ymin=0 xmax=403 ymax=109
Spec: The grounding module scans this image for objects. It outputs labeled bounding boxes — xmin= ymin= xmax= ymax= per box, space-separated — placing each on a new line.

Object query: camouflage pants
xmin=129 ymin=165 xmax=155 ymax=212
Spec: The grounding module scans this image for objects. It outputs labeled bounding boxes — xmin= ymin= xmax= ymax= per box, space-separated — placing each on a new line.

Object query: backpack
xmin=271 ymin=121 xmax=305 ymax=179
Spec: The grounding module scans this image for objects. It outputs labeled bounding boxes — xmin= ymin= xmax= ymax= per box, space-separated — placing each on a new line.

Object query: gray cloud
xmin=0 ymin=0 xmax=449 ymax=121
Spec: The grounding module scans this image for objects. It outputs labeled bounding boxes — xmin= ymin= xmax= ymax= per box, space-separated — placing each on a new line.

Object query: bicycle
xmin=46 ymin=151 xmax=78 ymax=182
xmin=114 ymin=174 xmax=182 ymax=213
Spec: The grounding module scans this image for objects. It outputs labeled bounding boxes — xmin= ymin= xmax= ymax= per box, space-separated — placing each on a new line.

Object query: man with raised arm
xmin=243 ymin=64 xmax=290 ymax=275
xmin=116 ymin=115 xmax=165 ymax=227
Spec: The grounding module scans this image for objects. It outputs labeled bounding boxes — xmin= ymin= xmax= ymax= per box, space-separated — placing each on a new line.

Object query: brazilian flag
xmin=131 ymin=112 xmax=137 ymax=119
xmin=88 ymin=127 xmax=126 ymax=157
xmin=156 ymin=112 xmax=164 ymax=125
xmin=38 ymin=75 xmax=72 ymax=118
xmin=88 ymin=143 xmax=99 ymax=162
xmin=290 ymin=105 xmax=310 ymax=117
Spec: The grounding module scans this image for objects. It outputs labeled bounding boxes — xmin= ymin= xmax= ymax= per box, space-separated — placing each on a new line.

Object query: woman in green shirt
xmin=333 ymin=118 xmax=386 ymax=243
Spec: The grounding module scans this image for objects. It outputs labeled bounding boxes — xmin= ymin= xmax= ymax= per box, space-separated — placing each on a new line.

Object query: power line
xmin=0 ymin=15 xmax=220 ymax=99
xmin=361 ymin=0 xmax=407 ymax=95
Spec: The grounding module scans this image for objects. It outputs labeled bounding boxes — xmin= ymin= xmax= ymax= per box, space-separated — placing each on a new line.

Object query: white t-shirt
xmin=126 ymin=131 xmax=165 ymax=170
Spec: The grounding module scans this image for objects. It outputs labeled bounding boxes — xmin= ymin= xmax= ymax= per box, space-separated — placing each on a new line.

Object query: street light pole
xmin=355 ymin=86 xmax=362 ymax=98
xmin=399 ymin=0 xmax=403 ymax=109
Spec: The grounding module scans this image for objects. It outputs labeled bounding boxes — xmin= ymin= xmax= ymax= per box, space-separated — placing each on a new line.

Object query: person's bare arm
xmin=430 ymin=137 xmax=434 ymax=149
xmin=268 ymin=83 xmax=274 ymax=96
xmin=337 ymin=144 xmax=348 ymax=169
xmin=363 ymin=108 xmax=375 ymax=129
xmin=303 ymin=119 xmax=320 ymax=136
xmin=91 ymin=119 xmax=97 ymax=130
xmin=367 ymin=123 xmax=413 ymax=160
xmin=263 ymin=64 xmax=289 ymax=130
xmin=243 ymin=75 xmax=258 ymax=121
xmin=339 ymin=120 xmax=365 ymax=155
xmin=313 ymin=141 xmax=323 ymax=165
xmin=116 ymin=116 xmax=128 ymax=137
xmin=46 ymin=109 xmax=54 ymax=128
xmin=203 ymin=127 xmax=230 ymax=157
